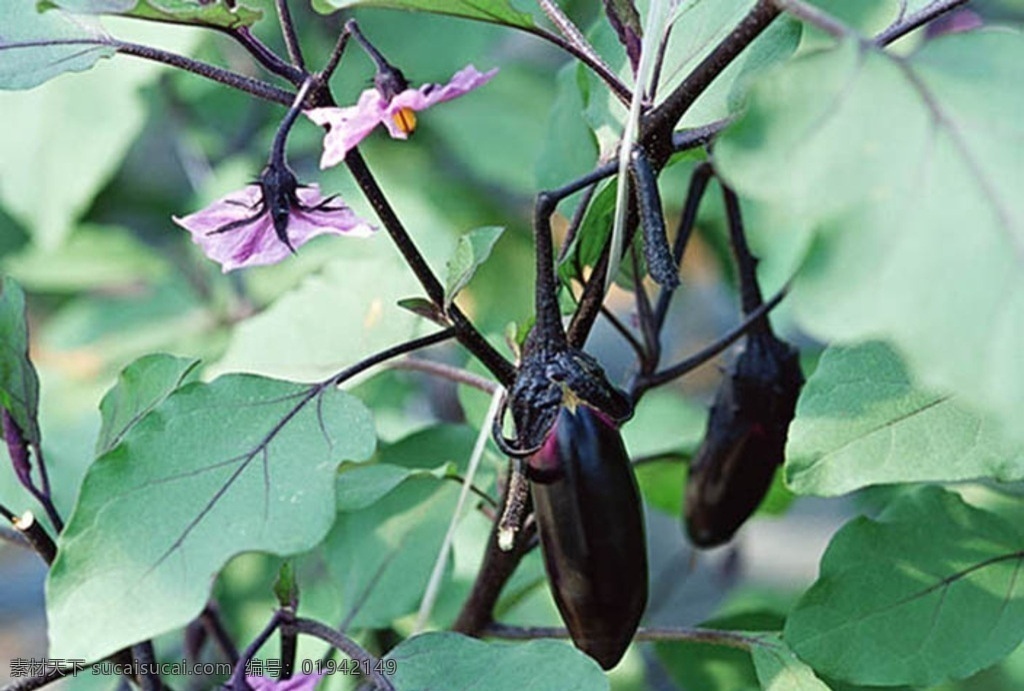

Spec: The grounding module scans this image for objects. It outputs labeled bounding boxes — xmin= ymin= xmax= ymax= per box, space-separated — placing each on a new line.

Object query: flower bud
xmin=530 ymin=404 xmax=647 ymax=669
xmin=684 ymin=331 xmax=804 ymax=547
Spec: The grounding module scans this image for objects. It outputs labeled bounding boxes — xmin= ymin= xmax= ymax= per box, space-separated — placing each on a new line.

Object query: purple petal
xmin=173 ymin=184 xmax=374 ymax=272
xmin=306 ymin=89 xmax=388 ymax=169
xmin=245 ymin=672 xmax=323 ymax=690
xmin=382 ymin=65 xmax=498 ymax=138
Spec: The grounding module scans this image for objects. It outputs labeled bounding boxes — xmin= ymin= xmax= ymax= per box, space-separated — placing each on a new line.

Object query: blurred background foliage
xmin=2 ymin=0 xmax=1024 ymax=689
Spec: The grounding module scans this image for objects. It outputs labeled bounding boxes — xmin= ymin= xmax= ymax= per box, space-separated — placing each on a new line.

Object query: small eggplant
xmin=530 ymin=404 xmax=647 ymax=670
xmin=684 ymin=330 xmax=804 ymax=548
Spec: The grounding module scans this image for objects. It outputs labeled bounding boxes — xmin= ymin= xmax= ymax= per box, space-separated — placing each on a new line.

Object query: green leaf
xmin=0 ymin=22 xmax=190 ymax=248
xmin=787 ymin=342 xmax=1024 ymax=496
xmin=4 ymin=225 xmax=169 ymax=292
xmin=384 ymin=632 xmax=608 ymax=689
xmin=750 ymin=634 xmax=831 ymax=691
xmin=95 ymin=353 xmax=201 ymax=456
xmin=311 ymin=0 xmax=536 ymax=30
xmin=0 ymin=3 xmax=113 ymax=90
xmin=213 ymin=249 xmax=428 ymax=382
xmin=0 ymin=277 xmax=41 ymax=446
xmin=336 ymin=462 xmax=443 ymax=512
xmin=784 ymin=487 xmax=1024 ymax=686
xmin=40 ymin=0 xmax=262 ymax=29
xmin=322 ymin=475 xmax=458 ymax=629
xmin=444 ymin=226 xmax=505 ymax=308
xmin=535 ymin=64 xmax=599 ymax=203
xmin=656 ymin=616 xmax=767 ymax=691
xmin=714 ymin=32 xmax=1024 ymax=445
xmin=47 ymin=375 xmax=376 ymax=660
xmin=557 ymin=179 xmax=617 ymax=286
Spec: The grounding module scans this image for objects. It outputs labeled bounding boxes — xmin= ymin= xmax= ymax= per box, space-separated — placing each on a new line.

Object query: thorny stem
xmin=327 ymin=329 xmax=457 ymax=388
xmin=388 ymin=358 xmax=499 ymax=394
xmin=632 ymin=286 xmax=789 ymax=396
xmin=533 ymin=192 xmax=570 ymax=349
xmin=453 ymin=475 xmax=537 ymax=636
xmin=226 ymin=27 xmax=305 ymax=84
xmin=13 ymin=511 xmax=57 ymax=565
xmin=643 ymin=1 xmax=781 ymax=161
xmin=524 ymin=27 xmax=631 ymax=105
xmin=771 ymin=0 xmax=852 ymax=39
xmin=132 ymin=641 xmax=162 ymax=691
xmin=536 ymin=0 xmax=625 ymax=104
xmin=292 ymin=618 xmax=395 ymax=690
xmin=875 ymin=0 xmax=971 ymax=45
xmin=722 ymin=185 xmax=766 ymax=318
xmin=344 ymin=148 xmax=517 ymax=385
xmin=0 ymin=664 xmax=81 ymax=691
xmin=270 ymin=78 xmax=313 ymax=164
xmin=347 ymin=20 xmax=395 ymax=73
xmin=320 ymin=25 xmax=351 ymax=84
xmin=652 ymin=162 xmax=714 ymax=341
xmin=227 ymin=611 xmax=283 ymax=688
xmin=112 ymin=40 xmax=295 ymax=106
xmin=274 ymin=0 xmax=307 ymax=71
xmin=200 ymin=604 xmax=240 ymax=664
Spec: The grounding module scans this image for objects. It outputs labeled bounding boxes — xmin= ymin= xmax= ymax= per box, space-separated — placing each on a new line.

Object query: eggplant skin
xmin=531 ymin=405 xmax=648 ymax=670
xmin=685 ymin=331 xmax=804 ymax=548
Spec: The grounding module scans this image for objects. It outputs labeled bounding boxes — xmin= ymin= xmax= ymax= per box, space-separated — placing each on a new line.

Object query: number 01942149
xmin=300 ymin=657 xmax=397 ymax=676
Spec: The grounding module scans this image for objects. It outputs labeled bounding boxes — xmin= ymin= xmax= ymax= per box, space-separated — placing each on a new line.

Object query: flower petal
xmin=306 ymin=89 xmax=387 ymax=168
xmin=383 ymin=64 xmax=498 ymax=133
xmin=173 ymin=184 xmax=374 ymax=272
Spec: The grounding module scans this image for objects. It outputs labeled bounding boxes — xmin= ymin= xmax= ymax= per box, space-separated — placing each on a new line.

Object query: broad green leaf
xmin=635 ymin=459 xmax=686 ymax=515
xmin=47 ymin=375 xmax=376 ymax=660
xmin=213 ymin=248 xmax=426 ymax=382
xmin=311 ymin=0 xmax=536 ymax=31
xmin=336 ymin=462 xmax=444 ymax=512
xmin=656 ymin=612 xmax=777 ymax=691
xmin=785 ymin=487 xmax=1024 ymax=686
xmin=580 ymin=1 xmax=801 ymax=153
xmin=4 ymin=225 xmax=169 ymax=292
xmin=714 ymin=32 xmax=1024 ymax=445
xmin=0 ymin=3 xmax=113 ymax=90
xmin=384 ymin=632 xmax=609 ymax=690
xmin=0 ymin=277 xmax=41 ymax=445
xmin=557 ymin=179 xmax=617 ymax=286
xmin=41 ymin=0 xmax=262 ymax=29
xmin=0 ymin=24 xmax=190 ymax=248
xmin=444 ymin=226 xmax=505 ymax=308
xmin=535 ymin=64 xmax=599 ymax=202
xmin=322 ymin=475 xmax=458 ymax=629
xmin=787 ymin=342 xmax=1024 ymax=496
xmin=95 ymin=353 xmax=200 ymax=455
xmin=750 ymin=633 xmax=831 ymax=691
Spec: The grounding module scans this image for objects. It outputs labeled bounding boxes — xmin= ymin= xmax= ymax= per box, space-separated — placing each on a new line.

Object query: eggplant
xmin=684 ymin=330 xmax=803 ymax=548
xmin=530 ymin=404 xmax=647 ymax=670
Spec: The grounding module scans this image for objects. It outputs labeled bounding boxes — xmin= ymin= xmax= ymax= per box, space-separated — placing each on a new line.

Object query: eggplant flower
xmin=306 ymin=65 xmax=498 ymax=168
xmin=245 ymin=672 xmax=323 ymax=690
xmin=173 ymin=163 xmax=374 ymax=272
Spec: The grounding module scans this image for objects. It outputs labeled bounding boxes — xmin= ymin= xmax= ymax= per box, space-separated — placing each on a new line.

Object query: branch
xmin=292 ymin=618 xmax=395 ymax=691
xmin=643 ymin=1 xmax=782 ymax=159
xmin=274 ymin=0 xmax=306 ymax=70
xmin=632 ymin=286 xmax=789 ymax=396
xmin=344 ymin=148 xmax=517 ymax=385
xmin=388 ymin=358 xmax=498 ymax=394
xmin=483 ymin=623 xmax=763 ymax=650
xmin=875 ymin=0 xmax=971 ymax=46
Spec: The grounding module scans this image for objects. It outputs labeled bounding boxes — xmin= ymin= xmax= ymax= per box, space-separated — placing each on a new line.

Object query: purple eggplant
xmin=530 ymin=404 xmax=647 ymax=670
xmin=684 ymin=330 xmax=803 ymax=548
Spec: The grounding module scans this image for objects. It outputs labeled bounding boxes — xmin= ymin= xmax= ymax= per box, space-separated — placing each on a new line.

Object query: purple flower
xmin=306 ymin=65 xmax=498 ymax=168
xmin=245 ymin=672 xmax=323 ymax=690
xmin=173 ymin=165 xmax=374 ymax=272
